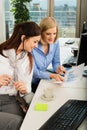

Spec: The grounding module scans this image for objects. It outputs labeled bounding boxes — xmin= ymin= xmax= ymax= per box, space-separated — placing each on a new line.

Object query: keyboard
xmin=39 ymin=99 xmax=87 ymax=130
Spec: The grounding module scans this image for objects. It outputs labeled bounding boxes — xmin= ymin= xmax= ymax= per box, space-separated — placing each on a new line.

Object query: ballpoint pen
xmin=11 ymin=79 xmax=15 ymax=84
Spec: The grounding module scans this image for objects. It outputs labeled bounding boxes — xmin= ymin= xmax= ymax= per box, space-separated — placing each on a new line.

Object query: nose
xmin=50 ymin=34 xmax=55 ymax=37
xmin=48 ymin=34 xmax=54 ymax=39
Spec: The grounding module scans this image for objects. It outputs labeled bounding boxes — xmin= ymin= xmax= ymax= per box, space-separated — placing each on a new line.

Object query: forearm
xmin=34 ymin=68 xmax=51 ymax=79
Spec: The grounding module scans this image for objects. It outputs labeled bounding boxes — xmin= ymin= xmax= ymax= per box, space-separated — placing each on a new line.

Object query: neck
xmin=16 ymin=42 xmax=23 ymax=55
xmin=40 ymin=39 xmax=48 ymax=46
xmin=16 ymin=49 xmax=22 ymax=55
xmin=40 ymin=40 xmax=49 ymax=54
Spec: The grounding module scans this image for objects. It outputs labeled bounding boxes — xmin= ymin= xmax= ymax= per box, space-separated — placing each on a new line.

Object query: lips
xmin=48 ymin=39 xmax=54 ymax=42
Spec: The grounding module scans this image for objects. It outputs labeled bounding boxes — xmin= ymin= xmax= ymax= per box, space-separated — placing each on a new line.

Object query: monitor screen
xmin=77 ymin=32 xmax=87 ymax=66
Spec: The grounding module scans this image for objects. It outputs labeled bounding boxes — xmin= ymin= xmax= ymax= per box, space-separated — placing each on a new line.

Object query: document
xmin=64 ymin=63 xmax=84 ymax=82
xmin=54 ymin=63 xmax=84 ymax=84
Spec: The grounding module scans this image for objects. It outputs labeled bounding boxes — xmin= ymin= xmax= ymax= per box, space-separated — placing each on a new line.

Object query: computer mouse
xmin=84 ymin=70 xmax=87 ymax=73
xmin=62 ymin=63 xmax=72 ymax=68
xmin=70 ymin=62 xmax=76 ymax=66
xmin=83 ymin=69 xmax=87 ymax=77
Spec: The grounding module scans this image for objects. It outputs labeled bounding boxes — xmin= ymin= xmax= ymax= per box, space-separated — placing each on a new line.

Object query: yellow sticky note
xmin=35 ymin=103 xmax=48 ymax=111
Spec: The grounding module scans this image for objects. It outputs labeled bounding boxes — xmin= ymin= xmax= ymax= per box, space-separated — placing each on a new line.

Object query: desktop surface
xmin=39 ymin=99 xmax=87 ymax=130
xmin=20 ymin=77 xmax=87 ymax=130
xmin=20 ymin=38 xmax=87 ymax=130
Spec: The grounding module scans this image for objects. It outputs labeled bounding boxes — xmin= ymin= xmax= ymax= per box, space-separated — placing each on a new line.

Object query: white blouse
xmin=0 ymin=49 xmax=33 ymax=96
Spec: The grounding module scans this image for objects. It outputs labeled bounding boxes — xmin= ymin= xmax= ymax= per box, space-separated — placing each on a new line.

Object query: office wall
xmin=80 ymin=0 xmax=87 ymax=29
xmin=0 ymin=0 xmax=6 ymax=43
xmin=76 ymin=0 xmax=87 ymax=37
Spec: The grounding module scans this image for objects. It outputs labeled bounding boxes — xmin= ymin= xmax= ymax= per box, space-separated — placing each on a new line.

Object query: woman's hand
xmin=13 ymin=81 xmax=27 ymax=94
xmin=50 ymin=73 xmax=64 ymax=82
xmin=0 ymin=74 xmax=11 ymax=86
xmin=56 ymin=66 xmax=66 ymax=75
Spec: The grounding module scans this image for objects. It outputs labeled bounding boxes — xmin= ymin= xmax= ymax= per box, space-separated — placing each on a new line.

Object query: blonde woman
xmin=32 ymin=17 xmax=66 ymax=93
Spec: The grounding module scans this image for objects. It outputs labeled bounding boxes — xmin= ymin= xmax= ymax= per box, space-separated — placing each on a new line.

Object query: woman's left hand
xmin=56 ymin=66 xmax=66 ymax=75
xmin=14 ymin=81 xmax=27 ymax=94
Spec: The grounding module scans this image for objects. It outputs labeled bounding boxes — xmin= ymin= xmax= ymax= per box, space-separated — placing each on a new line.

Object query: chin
xmin=48 ymin=42 xmax=53 ymax=44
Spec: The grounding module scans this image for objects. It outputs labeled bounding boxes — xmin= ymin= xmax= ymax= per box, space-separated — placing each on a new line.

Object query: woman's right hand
xmin=50 ymin=73 xmax=64 ymax=82
xmin=0 ymin=74 xmax=11 ymax=86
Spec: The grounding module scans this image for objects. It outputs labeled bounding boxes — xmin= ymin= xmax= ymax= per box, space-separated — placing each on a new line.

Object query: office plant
xmin=10 ymin=0 xmax=32 ymax=24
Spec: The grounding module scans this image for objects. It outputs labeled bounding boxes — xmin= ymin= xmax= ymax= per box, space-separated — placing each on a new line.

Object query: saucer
xmin=40 ymin=94 xmax=54 ymax=101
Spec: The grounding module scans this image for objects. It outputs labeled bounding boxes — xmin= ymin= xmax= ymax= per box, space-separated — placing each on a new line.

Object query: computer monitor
xmin=76 ymin=32 xmax=87 ymax=77
xmin=77 ymin=32 xmax=87 ymax=66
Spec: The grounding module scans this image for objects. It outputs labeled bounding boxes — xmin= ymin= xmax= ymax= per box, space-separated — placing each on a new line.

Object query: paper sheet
xmin=54 ymin=63 xmax=84 ymax=84
xmin=64 ymin=63 xmax=84 ymax=82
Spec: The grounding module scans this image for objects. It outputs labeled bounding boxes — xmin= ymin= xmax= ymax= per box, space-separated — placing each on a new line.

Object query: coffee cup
xmin=71 ymin=48 xmax=78 ymax=57
xmin=44 ymin=88 xmax=53 ymax=98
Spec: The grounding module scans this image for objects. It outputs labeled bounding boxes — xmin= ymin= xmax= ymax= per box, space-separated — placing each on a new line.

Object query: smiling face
xmin=17 ymin=35 xmax=41 ymax=54
xmin=41 ymin=27 xmax=57 ymax=45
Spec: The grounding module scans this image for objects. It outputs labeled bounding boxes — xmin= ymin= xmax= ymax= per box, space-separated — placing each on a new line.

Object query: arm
xmin=13 ymin=55 xmax=33 ymax=94
xmin=33 ymin=62 xmax=51 ymax=79
xmin=33 ymin=62 xmax=64 ymax=82
xmin=15 ymin=69 xmax=33 ymax=95
xmin=32 ymin=42 xmax=64 ymax=81
xmin=52 ymin=41 xmax=61 ymax=71
xmin=52 ymin=41 xmax=66 ymax=74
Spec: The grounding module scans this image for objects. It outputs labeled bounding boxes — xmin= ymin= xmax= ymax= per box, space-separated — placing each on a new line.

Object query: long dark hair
xmin=0 ymin=21 xmax=41 ymax=72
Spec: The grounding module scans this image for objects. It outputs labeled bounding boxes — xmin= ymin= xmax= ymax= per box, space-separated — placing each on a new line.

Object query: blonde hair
xmin=39 ymin=17 xmax=58 ymax=42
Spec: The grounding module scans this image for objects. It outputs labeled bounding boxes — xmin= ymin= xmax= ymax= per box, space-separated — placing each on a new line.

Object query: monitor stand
xmin=83 ymin=66 xmax=87 ymax=77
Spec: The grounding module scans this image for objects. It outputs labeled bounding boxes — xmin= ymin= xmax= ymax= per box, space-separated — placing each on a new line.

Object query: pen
xmin=11 ymin=80 xmax=15 ymax=84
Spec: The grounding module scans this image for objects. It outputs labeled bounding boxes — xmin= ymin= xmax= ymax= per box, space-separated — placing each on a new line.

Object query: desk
xmin=59 ymin=37 xmax=80 ymax=64
xmin=47 ymin=37 xmax=79 ymax=70
xmin=20 ymin=77 xmax=87 ymax=130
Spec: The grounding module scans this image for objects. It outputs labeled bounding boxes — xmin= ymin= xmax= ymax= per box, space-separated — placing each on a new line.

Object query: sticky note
xmin=35 ymin=103 xmax=48 ymax=111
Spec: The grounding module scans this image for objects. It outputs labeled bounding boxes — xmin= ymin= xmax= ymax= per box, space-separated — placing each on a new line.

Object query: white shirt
xmin=0 ymin=49 xmax=33 ymax=96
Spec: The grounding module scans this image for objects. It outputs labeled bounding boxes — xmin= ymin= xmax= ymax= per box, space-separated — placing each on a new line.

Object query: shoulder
xmin=0 ymin=52 xmax=9 ymax=64
xmin=0 ymin=49 xmax=15 ymax=62
xmin=32 ymin=43 xmax=43 ymax=55
xmin=2 ymin=49 xmax=15 ymax=56
xmin=51 ymin=40 xmax=59 ymax=48
xmin=54 ymin=40 xmax=60 ymax=45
